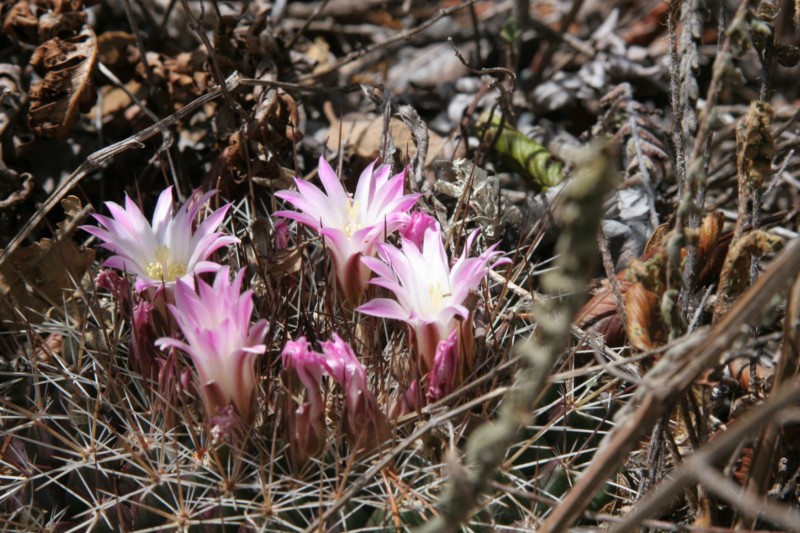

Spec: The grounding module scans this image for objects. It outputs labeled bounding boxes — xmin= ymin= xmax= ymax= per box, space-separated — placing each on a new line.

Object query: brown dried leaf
xmin=90 ymin=80 xmax=147 ymax=119
xmin=269 ymin=248 xmax=303 ymax=280
xmin=736 ymin=101 xmax=775 ymax=189
xmin=713 ymin=230 xmax=784 ymax=322
xmin=141 ymin=50 xmax=210 ymax=105
xmin=728 ymin=356 xmax=773 ymax=393
xmin=213 ymin=91 xmax=302 ymax=190
xmin=28 ymin=24 xmax=97 ymax=138
xmin=575 ymin=278 xmax=631 ymax=347
xmin=96 ymin=30 xmax=136 ymax=68
xmin=577 ymin=212 xmax=730 ymax=349
xmin=643 ymin=216 xmax=673 ymax=254
xmin=0 ymin=196 xmax=94 ymax=323
xmin=324 ymin=103 xmax=456 ymax=167
xmin=2 ymin=1 xmax=39 ymax=43
xmin=625 ymin=282 xmax=663 ymax=350
xmin=695 ymin=210 xmax=730 ymax=287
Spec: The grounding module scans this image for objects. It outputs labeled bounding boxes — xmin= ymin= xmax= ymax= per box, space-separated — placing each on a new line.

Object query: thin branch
xmin=609 ymin=384 xmax=800 ymax=533
xmin=539 ymin=235 xmax=800 ymax=532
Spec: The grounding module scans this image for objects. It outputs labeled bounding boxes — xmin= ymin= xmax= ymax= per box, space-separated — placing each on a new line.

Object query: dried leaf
xmin=625 ymin=282 xmax=663 ymax=350
xmin=694 ymin=210 xmax=730 ymax=287
xmin=28 ymin=24 xmax=97 ymax=138
xmin=213 ymin=90 xmax=301 ymax=189
xmin=324 ymin=103 xmax=451 ymax=167
xmin=90 ymin=80 xmax=147 ymax=119
xmin=96 ymin=30 xmax=136 ymax=68
xmin=713 ymin=230 xmax=784 ymax=322
xmin=575 ymin=278 xmax=631 ymax=347
xmin=736 ymin=101 xmax=775 ymax=189
xmin=0 ymin=196 xmax=94 ymax=322
xmin=2 ymin=1 xmax=39 ymax=43
xmin=577 ymin=212 xmax=729 ymax=348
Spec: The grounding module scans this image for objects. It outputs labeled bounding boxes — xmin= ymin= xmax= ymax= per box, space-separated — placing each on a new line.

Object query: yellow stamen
xmin=428 ymin=283 xmax=444 ymax=311
xmin=145 ymin=245 xmax=187 ymax=281
xmin=344 ymin=200 xmax=362 ymax=238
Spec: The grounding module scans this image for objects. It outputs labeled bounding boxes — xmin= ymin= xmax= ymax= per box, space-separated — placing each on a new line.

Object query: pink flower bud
xmin=320 ymin=334 xmax=387 ymax=451
xmin=273 ymin=219 xmax=291 ymax=250
xmin=400 ymin=211 xmax=438 ymax=250
xmin=281 ymin=338 xmax=326 ymax=466
xmin=427 ymin=329 xmax=459 ymax=403
xmin=131 ymin=299 xmax=160 ymax=381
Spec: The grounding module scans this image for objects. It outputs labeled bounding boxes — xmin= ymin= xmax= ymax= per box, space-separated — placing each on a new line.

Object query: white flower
xmin=83 ymin=187 xmax=238 ymax=292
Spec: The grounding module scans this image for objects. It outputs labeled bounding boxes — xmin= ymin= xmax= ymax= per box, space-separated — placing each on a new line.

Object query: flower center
xmin=344 ymin=199 xmax=362 ymax=238
xmin=428 ymin=283 xmax=444 ymax=312
xmin=145 ymin=245 xmax=187 ymax=282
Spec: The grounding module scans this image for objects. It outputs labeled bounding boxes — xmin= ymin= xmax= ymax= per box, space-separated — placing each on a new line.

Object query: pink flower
xmin=281 ymin=338 xmax=327 ymax=465
xmin=400 ymin=211 xmax=438 ymax=250
xmin=427 ymin=329 xmax=458 ymax=403
xmin=83 ymin=187 xmax=238 ymax=292
xmin=130 ymin=299 xmax=160 ymax=381
xmin=275 ymin=157 xmax=419 ymax=305
xmin=273 ymin=219 xmax=291 ymax=250
xmin=156 ymin=267 xmax=268 ymax=423
xmin=319 ymin=334 xmax=386 ymax=449
xmin=281 ymin=338 xmax=326 ymax=428
xmin=358 ymin=226 xmax=508 ymax=375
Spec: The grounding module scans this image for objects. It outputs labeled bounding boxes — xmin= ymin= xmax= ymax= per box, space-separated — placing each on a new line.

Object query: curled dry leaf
xmin=575 ymin=278 xmax=632 ymax=348
xmin=713 ymin=230 xmax=783 ymax=323
xmin=210 ymin=90 xmax=301 ymax=191
xmin=0 ymin=63 xmax=26 ymax=153
xmin=96 ymin=31 xmax=136 ymax=69
xmin=577 ymin=211 xmax=729 ymax=349
xmin=28 ymin=24 xmax=97 ymax=138
xmin=625 ymin=281 xmax=663 ymax=350
xmin=694 ymin=210 xmax=728 ymax=287
xmin=37 ymin=4 xmax=87 ymax=41
xmin=0 ymin=196 xmax=94 ymax=323
xmin=140 ymin=50 xmax=211 ymax=106
xmin=2 ymin=1 xmax=40 ymax=43
xmin=727 ymin=353 xmax=774 ymax=394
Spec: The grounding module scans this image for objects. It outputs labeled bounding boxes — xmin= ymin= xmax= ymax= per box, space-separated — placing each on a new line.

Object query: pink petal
xmin=357 ymin=298 xmax=408 ymax=321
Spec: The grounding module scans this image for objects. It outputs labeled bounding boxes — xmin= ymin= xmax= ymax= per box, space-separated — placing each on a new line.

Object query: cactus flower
xmin=358 ymin=226 xmax=508 ymax=377
xmin=83 ymin=187 xmax=238 ymax=292
xmin=427 ymin=329 xmax=459 ymax=403
xmin=275 ymin=157 xmax=419 ymax=305
xmin=281 ymin=338 xmax=327 ymax=464
xmin=399 ymin=210 xmax=438 ymax=250
xmin=156 ymin=267 xmax=268 ymax=423
xmin=319 ymin=334 xmax=386 ymax=449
